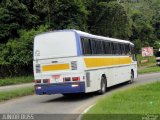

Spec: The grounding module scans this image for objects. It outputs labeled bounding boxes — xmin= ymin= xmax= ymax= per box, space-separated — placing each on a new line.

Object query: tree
xmin=0 ymin=25 xmax=49 ymax=65
xmin=0 ymin=0 xmax=38 ymax=43
xmin=89 ymin=1 xmax=132 ymax=39
xmin=0 ymin=25 xmax=49 ymax=77
xmin=151 ymin=0 xmax=160 ymax=40
xmin=131 ymin=11 xmax=155 ymax=46
xmin=34 ymin=0 xmax=88 ymax=30
xmin=122 ymin=0 xmax=160 ymax=50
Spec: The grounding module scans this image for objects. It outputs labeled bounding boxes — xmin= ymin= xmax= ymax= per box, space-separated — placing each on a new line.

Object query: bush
xmin=0 ymin=64 xmax=32 ymax=78
xmin=0 ymin=25 xmax=49 ymax=78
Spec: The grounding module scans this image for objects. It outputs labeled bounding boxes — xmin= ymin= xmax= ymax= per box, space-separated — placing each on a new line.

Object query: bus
xmin=33 ymin=30 xmax=137 ymax=95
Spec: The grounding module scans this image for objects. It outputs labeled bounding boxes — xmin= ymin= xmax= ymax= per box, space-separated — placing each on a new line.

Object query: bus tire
xmin=98 ymin=77 xmax=107 ymax=94
xmin=129 ymin=71 xmax=134 ymax=84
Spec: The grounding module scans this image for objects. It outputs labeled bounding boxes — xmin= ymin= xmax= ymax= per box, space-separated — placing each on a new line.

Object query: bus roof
xmin=36 ymin=29 xmax=134 ymax=45
xmin=73 ymin=30 xmax=133 ymax=45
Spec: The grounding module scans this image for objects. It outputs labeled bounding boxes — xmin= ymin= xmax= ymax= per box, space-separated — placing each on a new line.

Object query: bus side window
xmin=128 ymin=44 xmax=131 ymax=55
xmin=117 ymin=43 xmax=121 ymax=55
xmin=113 ymin=43 xmax=116 ymax=54
xmin=131 ymin=45 xmax=136 ymax=61
xmin=121 ymin=44 xmax=124 ymax=55
xmin=110 ymin=42 xmax=113 ymax=55
xmin=81 ymin=37 xmax=92 ymax=55
xmin=94 ymin=39 xmax=104 ymax=55
xmin=95 ymin=40 xmax=100 ymax=54
xmin=122 ymin=44 xmax=125 ymax=55
xmin=115 ymin=43 xmax=118 ymax=55
xmin=90 ymin=39 xmax=96 ymax=55
xmin=124 ymin=44 xmax=130 ymax=55
xmin=103 ymin=41 xmax=110 ymax=54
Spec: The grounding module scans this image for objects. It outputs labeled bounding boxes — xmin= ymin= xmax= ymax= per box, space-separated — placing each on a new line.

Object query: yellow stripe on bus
xmin=84 ymin=57 xmax=132 ymax=68
xmin=42 ymin=64 xmax=70 ymax=71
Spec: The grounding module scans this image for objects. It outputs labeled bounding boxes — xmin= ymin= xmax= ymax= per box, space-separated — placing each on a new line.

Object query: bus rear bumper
xmin=35 ymin=82 xmax=85 ymax=95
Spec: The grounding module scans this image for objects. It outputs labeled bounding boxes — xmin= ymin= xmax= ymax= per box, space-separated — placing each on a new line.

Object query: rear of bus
xmin=33 ymin=31 xmax=85 ymax=95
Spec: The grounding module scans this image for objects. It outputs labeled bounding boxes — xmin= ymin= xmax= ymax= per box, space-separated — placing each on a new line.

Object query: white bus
xmin=33 ymin=30 xmax=137 ymax=95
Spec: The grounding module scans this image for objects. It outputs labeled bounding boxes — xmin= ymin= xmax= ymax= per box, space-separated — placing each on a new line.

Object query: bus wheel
xmin=98 ymin=77 xmax=107 ymax=94
xmin=129 ymin=71 xmax=134 ymax=84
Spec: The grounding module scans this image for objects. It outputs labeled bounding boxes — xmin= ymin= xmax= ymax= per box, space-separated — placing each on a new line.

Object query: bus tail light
xmin=43 ymin=79 xmax=50 ymax=83
xmin=34 ymin=79 xmax=41 ymax=83
xmin=63 ymin=77 xmax=71 ymax=82
xmin=72 ymin=77 xmax=80 ymax=81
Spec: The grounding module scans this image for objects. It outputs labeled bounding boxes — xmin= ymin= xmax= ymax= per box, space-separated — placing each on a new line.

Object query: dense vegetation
xmin=0 ymin=0 xmax=159 ymax=77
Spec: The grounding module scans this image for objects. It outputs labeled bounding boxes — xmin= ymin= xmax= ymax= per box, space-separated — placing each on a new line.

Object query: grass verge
xmin=83 ymin=82 xmax=160 ymax=120
xmin=138 ymin=65 xmax=160 ymax=74
xmin=137 ymin=54 xmax=156 ymax=67
xmin=0 ymin=87 xmax=34 ymax=102
xmin=0 ymin=76 xmax=33 ymax=86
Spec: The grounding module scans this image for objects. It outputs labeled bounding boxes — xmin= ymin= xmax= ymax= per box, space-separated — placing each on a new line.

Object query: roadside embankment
xmin=82 ymin=82 xmax=160 ymax=120
xmin=0 ymin=76 xmax=33 ymax=86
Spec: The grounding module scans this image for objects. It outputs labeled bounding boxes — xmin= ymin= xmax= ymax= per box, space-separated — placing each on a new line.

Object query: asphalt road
xmin=0 ymin=72 xmax=160 ymax=120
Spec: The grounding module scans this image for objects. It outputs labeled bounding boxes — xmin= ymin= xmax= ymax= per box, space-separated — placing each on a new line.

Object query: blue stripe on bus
xmin=35 ymin=82 xmax=85 ymax=95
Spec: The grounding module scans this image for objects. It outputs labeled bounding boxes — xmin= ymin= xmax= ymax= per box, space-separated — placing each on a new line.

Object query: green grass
xmin=0 ymin=76 xmax=33 ymax=86
xmin=136 ymin=54 xmax=160 ymax=74
xmin=138 ymin=65 xmax=160 ymax=74
xmin=137 ymin=54 xmax=156 ymax=67
xmin=83 ymin=82 xmax=160 ymax=120
xmin=0 ymin=87 xmax=34 ymax=102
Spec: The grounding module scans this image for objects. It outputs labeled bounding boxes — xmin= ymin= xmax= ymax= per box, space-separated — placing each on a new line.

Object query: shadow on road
xmin=43 ymin=81 xmax=131 ymax=103
xmin=44 ymin=93 xmax=97 ymax=103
